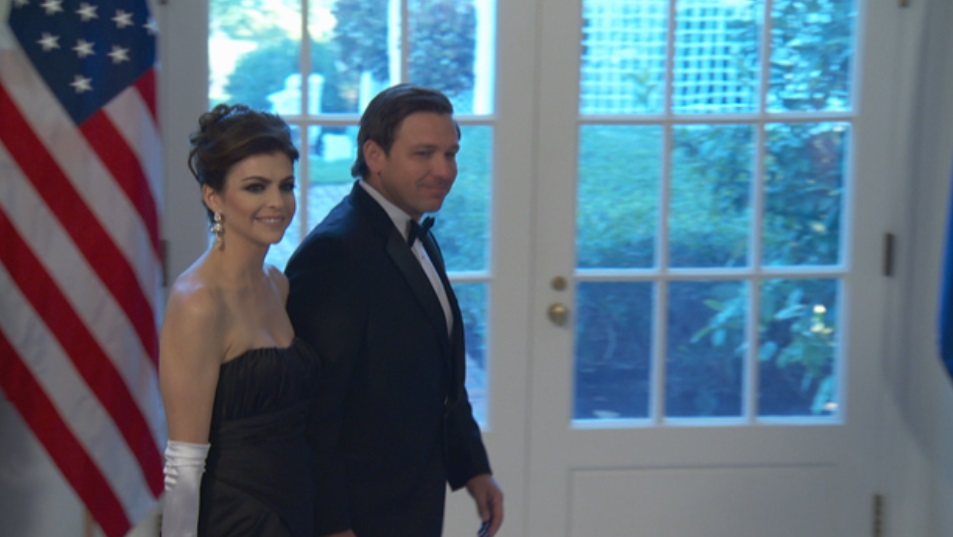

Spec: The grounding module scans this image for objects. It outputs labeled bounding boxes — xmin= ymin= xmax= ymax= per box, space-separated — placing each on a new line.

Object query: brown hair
xmin=187 ymin=103 xmax=299 ymax=222
xmin=351 ymin=84 xmax=458 ymax=179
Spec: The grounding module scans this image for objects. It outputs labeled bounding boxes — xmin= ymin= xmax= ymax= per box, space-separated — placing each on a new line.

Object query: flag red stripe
xmin=81 ymin=111 xmax=161 ymax=258
xmin=0 ymin=84 xmax=158 ymax=365
xmin=0 ymin=208 xmax=163 ymax=496
xmin=0 ymin=332 xmax=132 ymax=537
xmin=134 ymin=68 xmax=158 ymax=125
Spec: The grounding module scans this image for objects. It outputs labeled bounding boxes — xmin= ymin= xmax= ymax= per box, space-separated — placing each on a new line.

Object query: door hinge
xmin=883 ymin=233 xmax=895 ymax=277
xmin=873 ymin=493 xmax=884 ymax=537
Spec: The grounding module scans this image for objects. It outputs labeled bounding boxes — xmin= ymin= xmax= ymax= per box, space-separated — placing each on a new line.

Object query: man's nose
xmin=433 ymin=156 xmax=455 ymax=180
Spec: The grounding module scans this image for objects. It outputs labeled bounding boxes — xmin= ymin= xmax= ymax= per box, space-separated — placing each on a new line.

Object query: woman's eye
xmin=245 ymin=184 xmax=265 ymax=193
xmin=281 ymin=182 xmax=296 ymax=192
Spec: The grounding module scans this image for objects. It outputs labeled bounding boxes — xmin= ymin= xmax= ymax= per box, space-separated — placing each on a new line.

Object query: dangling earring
xmin=211 ymin=212 xmax=224 ymax=249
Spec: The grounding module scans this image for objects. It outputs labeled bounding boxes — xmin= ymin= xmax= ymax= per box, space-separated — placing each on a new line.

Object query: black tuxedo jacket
xmin=285 ymin=182 xmax=491 ymax=536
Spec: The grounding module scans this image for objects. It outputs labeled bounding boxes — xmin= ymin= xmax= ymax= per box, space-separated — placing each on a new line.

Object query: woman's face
xmin=206 ymin=151 xmax=296 ymax=248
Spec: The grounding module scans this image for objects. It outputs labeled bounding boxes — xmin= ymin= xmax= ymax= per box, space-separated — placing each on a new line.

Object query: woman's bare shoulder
xmin=265 ymin=263 xmax=290 ymax=301
xmin=161 ymin=264 xmax=228 ymax=353
xmin=168 ymin=266 xmax=221 ymax=318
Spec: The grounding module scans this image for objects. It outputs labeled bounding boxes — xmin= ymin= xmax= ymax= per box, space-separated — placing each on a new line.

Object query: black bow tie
xmin=407 ymin=216 xmax=435 ymax=247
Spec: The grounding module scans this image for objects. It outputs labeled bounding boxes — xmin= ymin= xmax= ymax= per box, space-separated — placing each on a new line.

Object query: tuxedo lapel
xmin=385 ymin=233 xmax=452 ymax=340
xmin=420 ymin=231 xmax=467 ymax=400
xmin=420 ymin=232 xmax=461 ymax=332
xmin=350 ymin=183 xmax=453 ymax=345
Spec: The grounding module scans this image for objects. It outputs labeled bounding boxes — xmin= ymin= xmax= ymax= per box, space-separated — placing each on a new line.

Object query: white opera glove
xmin=161 ymin=440 xmax=210 ymax=537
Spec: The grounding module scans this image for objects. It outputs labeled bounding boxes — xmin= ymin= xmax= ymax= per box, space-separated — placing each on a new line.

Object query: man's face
xmin=364 ymin=112 xmax=459 ymax=220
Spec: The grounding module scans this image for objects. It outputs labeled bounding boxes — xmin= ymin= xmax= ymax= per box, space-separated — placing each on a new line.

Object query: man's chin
xmin=423 ymin=201 xmax=446 ymax=214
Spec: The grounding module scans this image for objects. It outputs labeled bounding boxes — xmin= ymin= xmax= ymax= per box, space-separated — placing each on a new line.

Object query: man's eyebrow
xmin=410 ymin=142 xmax=460 ymax=150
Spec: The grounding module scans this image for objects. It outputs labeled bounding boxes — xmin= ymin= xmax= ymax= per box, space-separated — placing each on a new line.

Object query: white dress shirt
xmin=358 ymin=181 xmax=454 ymax=335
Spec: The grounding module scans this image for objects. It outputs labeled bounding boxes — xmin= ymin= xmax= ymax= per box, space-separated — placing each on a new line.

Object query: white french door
xmin=510 ymin=0 xmax=898 ymax=535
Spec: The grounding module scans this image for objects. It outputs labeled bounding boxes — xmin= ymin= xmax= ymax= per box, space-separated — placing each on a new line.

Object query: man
xmin=285 ymin=84 xmax=504 ymax=537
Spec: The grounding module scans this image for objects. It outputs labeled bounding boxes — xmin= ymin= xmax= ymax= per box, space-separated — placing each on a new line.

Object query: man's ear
xmin=364 ymin=140 xmax=384 ymax=174
xmin=202 ymin=184 xmax=222 ymax=214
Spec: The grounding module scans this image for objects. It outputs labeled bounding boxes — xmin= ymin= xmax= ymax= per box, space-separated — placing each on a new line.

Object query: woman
xmin=159 ymin=104 xmax=317 ymax=536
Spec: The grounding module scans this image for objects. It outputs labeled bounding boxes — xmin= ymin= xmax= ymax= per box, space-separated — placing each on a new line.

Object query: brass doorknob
xmin=548 ymin=303 xmax=568 ymax=326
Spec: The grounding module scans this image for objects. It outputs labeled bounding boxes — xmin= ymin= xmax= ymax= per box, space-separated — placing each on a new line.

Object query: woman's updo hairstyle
xmin=187 ymin=103 xmax=299 ymax=222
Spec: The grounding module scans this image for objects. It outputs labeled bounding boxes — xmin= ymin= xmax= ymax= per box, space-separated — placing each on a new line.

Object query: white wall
xmin=878 ymin=0 xmax=953 ymax=534
xmin=158 ymin=0 xmax=210 ymax=282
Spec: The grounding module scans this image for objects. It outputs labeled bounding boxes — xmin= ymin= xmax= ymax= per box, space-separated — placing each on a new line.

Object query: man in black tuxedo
xmin=285 ymin=84 xmax=504 ymax=537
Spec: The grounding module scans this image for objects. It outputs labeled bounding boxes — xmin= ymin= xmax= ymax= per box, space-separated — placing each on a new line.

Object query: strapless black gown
xmin=197 ymin=338 xmax=319 ymax=536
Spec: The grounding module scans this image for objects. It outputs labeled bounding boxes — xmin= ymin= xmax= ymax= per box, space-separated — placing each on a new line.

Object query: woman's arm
xmin=159 ymin=284 xmax=223 ymax=443
xmin=158 ymin=282 xmax=224 ymax=537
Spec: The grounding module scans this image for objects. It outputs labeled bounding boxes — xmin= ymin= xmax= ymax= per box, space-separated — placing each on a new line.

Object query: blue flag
xmin=940 ymin=153 xmax=953 ymax=381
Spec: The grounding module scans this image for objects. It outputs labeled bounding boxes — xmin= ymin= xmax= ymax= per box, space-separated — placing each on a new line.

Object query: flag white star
xmin=70 ymin=75 xmax=93 ymax=93
xmin=40 ymin=0 xmax=63 ymax=15
xmin=108 ymin=45 xmax=130 ymax=64
xmin=76 ymin=3 xmax=99 ymax=21
xmin=73 ymin=39 xmax=95 ymax=58
xmin=113 ymin=10 xmax=134 ymax=29
xmin=37 ymin=32 xmax=60 ymax=51
xmin=143 ymin=17 xmax=159 ymax=35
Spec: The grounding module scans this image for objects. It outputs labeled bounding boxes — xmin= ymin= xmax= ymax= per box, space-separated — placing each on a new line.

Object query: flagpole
xmin=84 ymin=509 xmax=95 ymax=537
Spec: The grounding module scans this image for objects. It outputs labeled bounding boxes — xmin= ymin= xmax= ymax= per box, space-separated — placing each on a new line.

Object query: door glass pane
xmin=768 ymin=0 xmax=855 ymax=112
xmin=316 ymin=0 xmax=397 ymax=110
xmin=441 ymin=124 xmax=492 ymax=427
xmin=314 ymin=2 xmax=373 ymax=114
xmin=455 ymin=282 xmax=489 ymax=425
xmin=673 ymin=0 xmax=761 ymax=114
xmin=670 ymin=124 xmax=753 ymax=268
xmin=438 ymin=125 xmax=492 ymax=272
xmin=763 ymin=122 xmax=847 ymax=267
xmin=577 ymin=125 xmax=661 ymax=269
xmin=308 ymin=124 xmax=361 ymax=194
xmin=758 ymin=278 xmax=839 ymax=417
xmin=580 ymin=1 xmax=668 ymax=114
xmin=574 ymin=282 xmax=653 ymax=420
xmin=408 ymin=0 xmax=494 ymax=114
xmin=209 ymin=2 xmax=303 ymax=111
xmin=666 ymin=280 xmax=746 ymax=418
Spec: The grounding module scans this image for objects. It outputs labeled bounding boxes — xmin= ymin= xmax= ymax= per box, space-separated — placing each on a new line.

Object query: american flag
xmin=0 ymin=1 xmax=165 ymax=535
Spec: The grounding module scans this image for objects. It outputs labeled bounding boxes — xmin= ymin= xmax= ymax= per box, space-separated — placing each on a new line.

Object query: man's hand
xmin=466 ymin=474 xmax=504 ymax=537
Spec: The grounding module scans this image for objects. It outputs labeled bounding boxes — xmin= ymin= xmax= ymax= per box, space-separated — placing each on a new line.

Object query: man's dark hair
xmin=351 ymin=84 xmax=459 ymax=179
